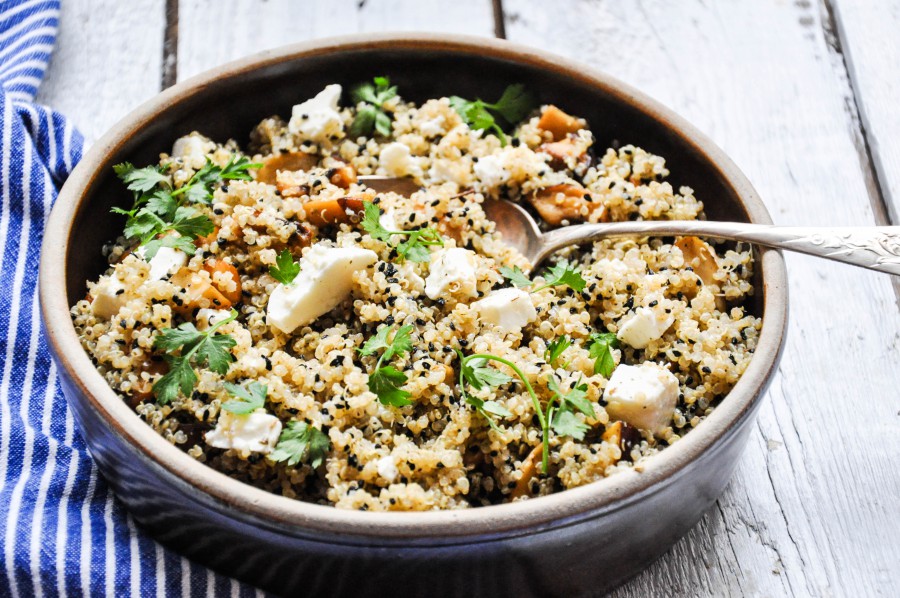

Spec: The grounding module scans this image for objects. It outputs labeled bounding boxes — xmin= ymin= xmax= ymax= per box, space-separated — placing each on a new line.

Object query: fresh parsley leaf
xmin=548 ymin=376 xmax=592 ymax=418
xmin=151 ymin=309 xmax=238 ymax=404
xmin=141 ymin=233 xmax=198 ymax=261
xmin=270 ymin=249 xmax=301 ymax=285
xmin=270 ymin=421 xmax=330 ymax=468
xmin=533 ymin=259 xmax=587 ymax=293
xmin=144 ymin=189 xmax=178 ymax=219
xmin=551 ymin=409 xmax=589 ymax=440
xmin=152 ymin=356 xmax=197 ymax=406
xmin=360 ymin=324 xmax=415 ymax=406
xmin=349 ymin=76 xmax=398 ymax=138
xmin=545 ymin=336 xmax=571 ymax=367
xmin=114 ymin=162 xmax=170 ymax=193
xmin=588 ymin=332 xmax=618 ymax=378
xmin=449 ymin=84 xmax=536 ymax=145
xmin=369 ymin=366 xmax=412 ymax=407
xmin=220 ymin=155 xmax=263 ymax=181
xmin=222 ymin=381 xmax=267 ymax=414
xmin=500 ymin=265 xmax=532 ymax=288
xmin=360 ymin=202 xmax=443 ymax=263
xmin=460 ymin=356 xmax=514 ymax=391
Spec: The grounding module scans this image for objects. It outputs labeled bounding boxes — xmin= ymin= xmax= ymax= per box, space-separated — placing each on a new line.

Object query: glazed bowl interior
xmin=43 ymin=34 xmax=787 ymax=538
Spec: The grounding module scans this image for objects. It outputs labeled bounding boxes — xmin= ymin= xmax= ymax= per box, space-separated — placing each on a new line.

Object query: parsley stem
xmin=460 ymin=353 xmax=550 ymax=473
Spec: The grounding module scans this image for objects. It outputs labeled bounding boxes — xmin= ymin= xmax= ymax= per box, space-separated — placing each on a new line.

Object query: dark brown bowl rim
xmin=39 ymin=32 xmax=788 ymax=540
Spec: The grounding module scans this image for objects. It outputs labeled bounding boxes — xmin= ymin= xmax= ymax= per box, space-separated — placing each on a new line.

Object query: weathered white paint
xmin=36 ymin=0 xmax=166 ymax=144
xmin=505 ymin=0 xmax=900 ymax=595
xmin=176 ymin=0 xmax=496 ymax=81
xmin=831 ymin=0 xmax=900 ymax=224
xmin=31 ymin=0 xmax=900 ymax=595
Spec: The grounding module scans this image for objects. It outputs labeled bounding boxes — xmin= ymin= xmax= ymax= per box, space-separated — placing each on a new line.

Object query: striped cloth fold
xmin=0 ymin=2 xmax=263 ymax=595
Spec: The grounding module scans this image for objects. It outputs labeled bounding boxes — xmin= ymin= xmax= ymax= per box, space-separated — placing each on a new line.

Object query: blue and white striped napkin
xmin=0 ymin=1 xmax=262 ymax=595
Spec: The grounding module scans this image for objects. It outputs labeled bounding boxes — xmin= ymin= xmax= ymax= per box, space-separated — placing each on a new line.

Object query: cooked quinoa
xmin=71 ymin=81 xmax=761 ymax=510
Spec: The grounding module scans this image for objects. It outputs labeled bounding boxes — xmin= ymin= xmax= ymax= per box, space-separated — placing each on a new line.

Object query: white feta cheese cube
xmin=418 ymin=115 xmax=446 ymax=137
xmin=90 ymin=276 xmax=126 ymax=319
xmin=288 ymin=84 xmax=344 ymax=144
xmin=205 ymin=410 xmax=282 ymax=454
xmin=376 ymin=455 xmax=399 ymax=482
xmin=603 ymin=362 xmax=679 ymax=435
xmin=472 ymin=287 xmax=536 ymax=333
xmin=136 ymin=245 xmax=187 ymax=281
xmin=425 ymin=248 xmax=478 ymax=300
xmin=473 ymin=154 xmax=510 ymax=189
xmin=266 ymin=243 xmax=377 ymax=334
xmin=195 ymin=308 xmax=232 ymax=330
xmin=616 ymin=306 xmax=674 ymax=349
xmin=171 ymin=134 xmax=215 ymax=170
xmin=378 ymin=142 xmax=421 ymax=177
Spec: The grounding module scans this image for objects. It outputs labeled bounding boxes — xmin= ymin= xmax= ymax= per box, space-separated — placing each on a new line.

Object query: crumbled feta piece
xmin=195 ymin=308 xmax=232 ymax=330
xmin=418 ymin=115 xmax=446 ymax=137
xmin=603 ymin=363 xmax=679 ymax=435
xmin=379 ymin=142 xmax=421 ymax=177
xmin=266 ymin=243 xmax=377 ymax=334
xmin=379 ymin=208 xmax=398 ymax=231
xmin=205 ymin=411 xmax=282 ymax=454
xmin=472 ymin=288 xmax=536 ymax=333
xmin=616 ymin=305 xmax=674 ymax=349
xmin=376 ymin=456 xmax=399 ymax=482
xmin=171 ymin=134 xmax=215 ymax=170
xmin=473 ymin=154 xmax=510 ymax=189
xmin=425 ymin=248 xmax=478 ymax=300
xmin=136 ymin=245 xmax=187 ymax=281
xmin=288 ymin=84 xmax=344 ymax=144
xmin=89 ymin=276 xmax=126 ymax=319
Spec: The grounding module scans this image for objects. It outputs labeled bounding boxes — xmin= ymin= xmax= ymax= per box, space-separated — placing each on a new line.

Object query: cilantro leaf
xmin=270 ymin=249 xmax=301 ymax=285
xmin=461 ymin=356 xmax=514 ymax=391
xmin=349 ymin=76 xmax=398 ymax=138
xmin=222 ymin=381 xmax=267 ymax=414
xmin=360 ymin=202 xmax=443 ymax=262
xmin=545 ymin=336 xmax=571 ymax=367
xmin=551 ymin=409 xmax=589 ymax=440
xmin=114 ymin=162 xmax=170 ymax=193
xmin=534 ymin=259 xmax=587 ymax=293
xmin=151 ymin=309 xmax=238 ymax=403
xmin=152 ymin=356 xmax=196 ymax=405
xmin=360 ymin=324 xmax=415 ymax=406
xmin=369 ymin=366 xmax=412 ymax=407
xmin=500 ymin=265 xmax=532 ymax=288
xmin=588 ymin=332 xmax=618 ymax=378
xmin=270 ymin=421 xmax=330 ymax=468
xmin=449 ymin=84 xmax=536 ymax=146
xmin=548 ymin=376 xmax=592 ymax=418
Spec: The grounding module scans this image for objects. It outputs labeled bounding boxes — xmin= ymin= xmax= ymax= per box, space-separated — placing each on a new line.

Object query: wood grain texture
xmin=176 ymin=0 xmax=496 ymax=81
xmin=830 ymin=0 xmax=900 ymax=224
xmin=503 ymin=0 xmax=900 ymax=596
xmin=35 ymin=0 xmax=166 ymax=144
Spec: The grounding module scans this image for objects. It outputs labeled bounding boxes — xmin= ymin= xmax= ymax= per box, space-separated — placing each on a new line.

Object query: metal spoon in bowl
xmin=359 ymin=176 xmax=900 ymax=275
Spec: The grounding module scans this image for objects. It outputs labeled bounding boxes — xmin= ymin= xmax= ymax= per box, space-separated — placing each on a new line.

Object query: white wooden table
xmin=39 ymin=1 xmax=900 ymax=595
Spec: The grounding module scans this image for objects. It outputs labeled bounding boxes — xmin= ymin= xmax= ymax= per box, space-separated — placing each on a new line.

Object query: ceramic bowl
xmin=39 ymin=33 xmax=788 ymax=597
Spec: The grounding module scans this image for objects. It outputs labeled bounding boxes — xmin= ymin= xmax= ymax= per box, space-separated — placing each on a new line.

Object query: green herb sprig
xmin=349 ymin=76 xmax=398 ymax=138
xmin=359 ymin=324 xmax=415 ymax=406
xmin=269 ymin=249 xmax=301 ymax=285
xmin=587 ymin=332 xmax=619 ymax=378
xmin=449 ymin=84 xmax=536 ymax=146
xmin=360 ymin=202 xmax=444 ymax=263
xmin=151 ymin=309 xmax=238 ymax=404
xmin=222 ymin=381 xmax=267 ymax=414
xmin=500 ymin=259 xmax=587 ymax=294
xmin=270 ymin=421 xmax=330 ymax=468
xmin=112 ymin=155 xmax=260 ymax=259
xmin=546 ymin=376 xmax=592 ymax=441
xmin=545 ymin=336 xmax=572 ymax=368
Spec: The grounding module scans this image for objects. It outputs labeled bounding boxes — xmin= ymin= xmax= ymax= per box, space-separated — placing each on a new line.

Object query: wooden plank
xmin=35 ymin=0 xmax=166 ymax=144
xmin=503 ymin=1 xmax=900 ymax=596
xmin=176 ymin=0 xmax=496 ymax=81
xmin=830 ymin=0 xmax=900 ymax=224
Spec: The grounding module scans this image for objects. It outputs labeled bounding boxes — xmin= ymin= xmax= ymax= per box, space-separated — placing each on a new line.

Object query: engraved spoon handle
xmin=539 ymin=222 xmax=900 ymax=275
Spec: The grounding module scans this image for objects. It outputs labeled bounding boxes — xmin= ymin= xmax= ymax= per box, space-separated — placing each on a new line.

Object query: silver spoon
xmin=358 ymin=176 xmax=900 ymax=275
